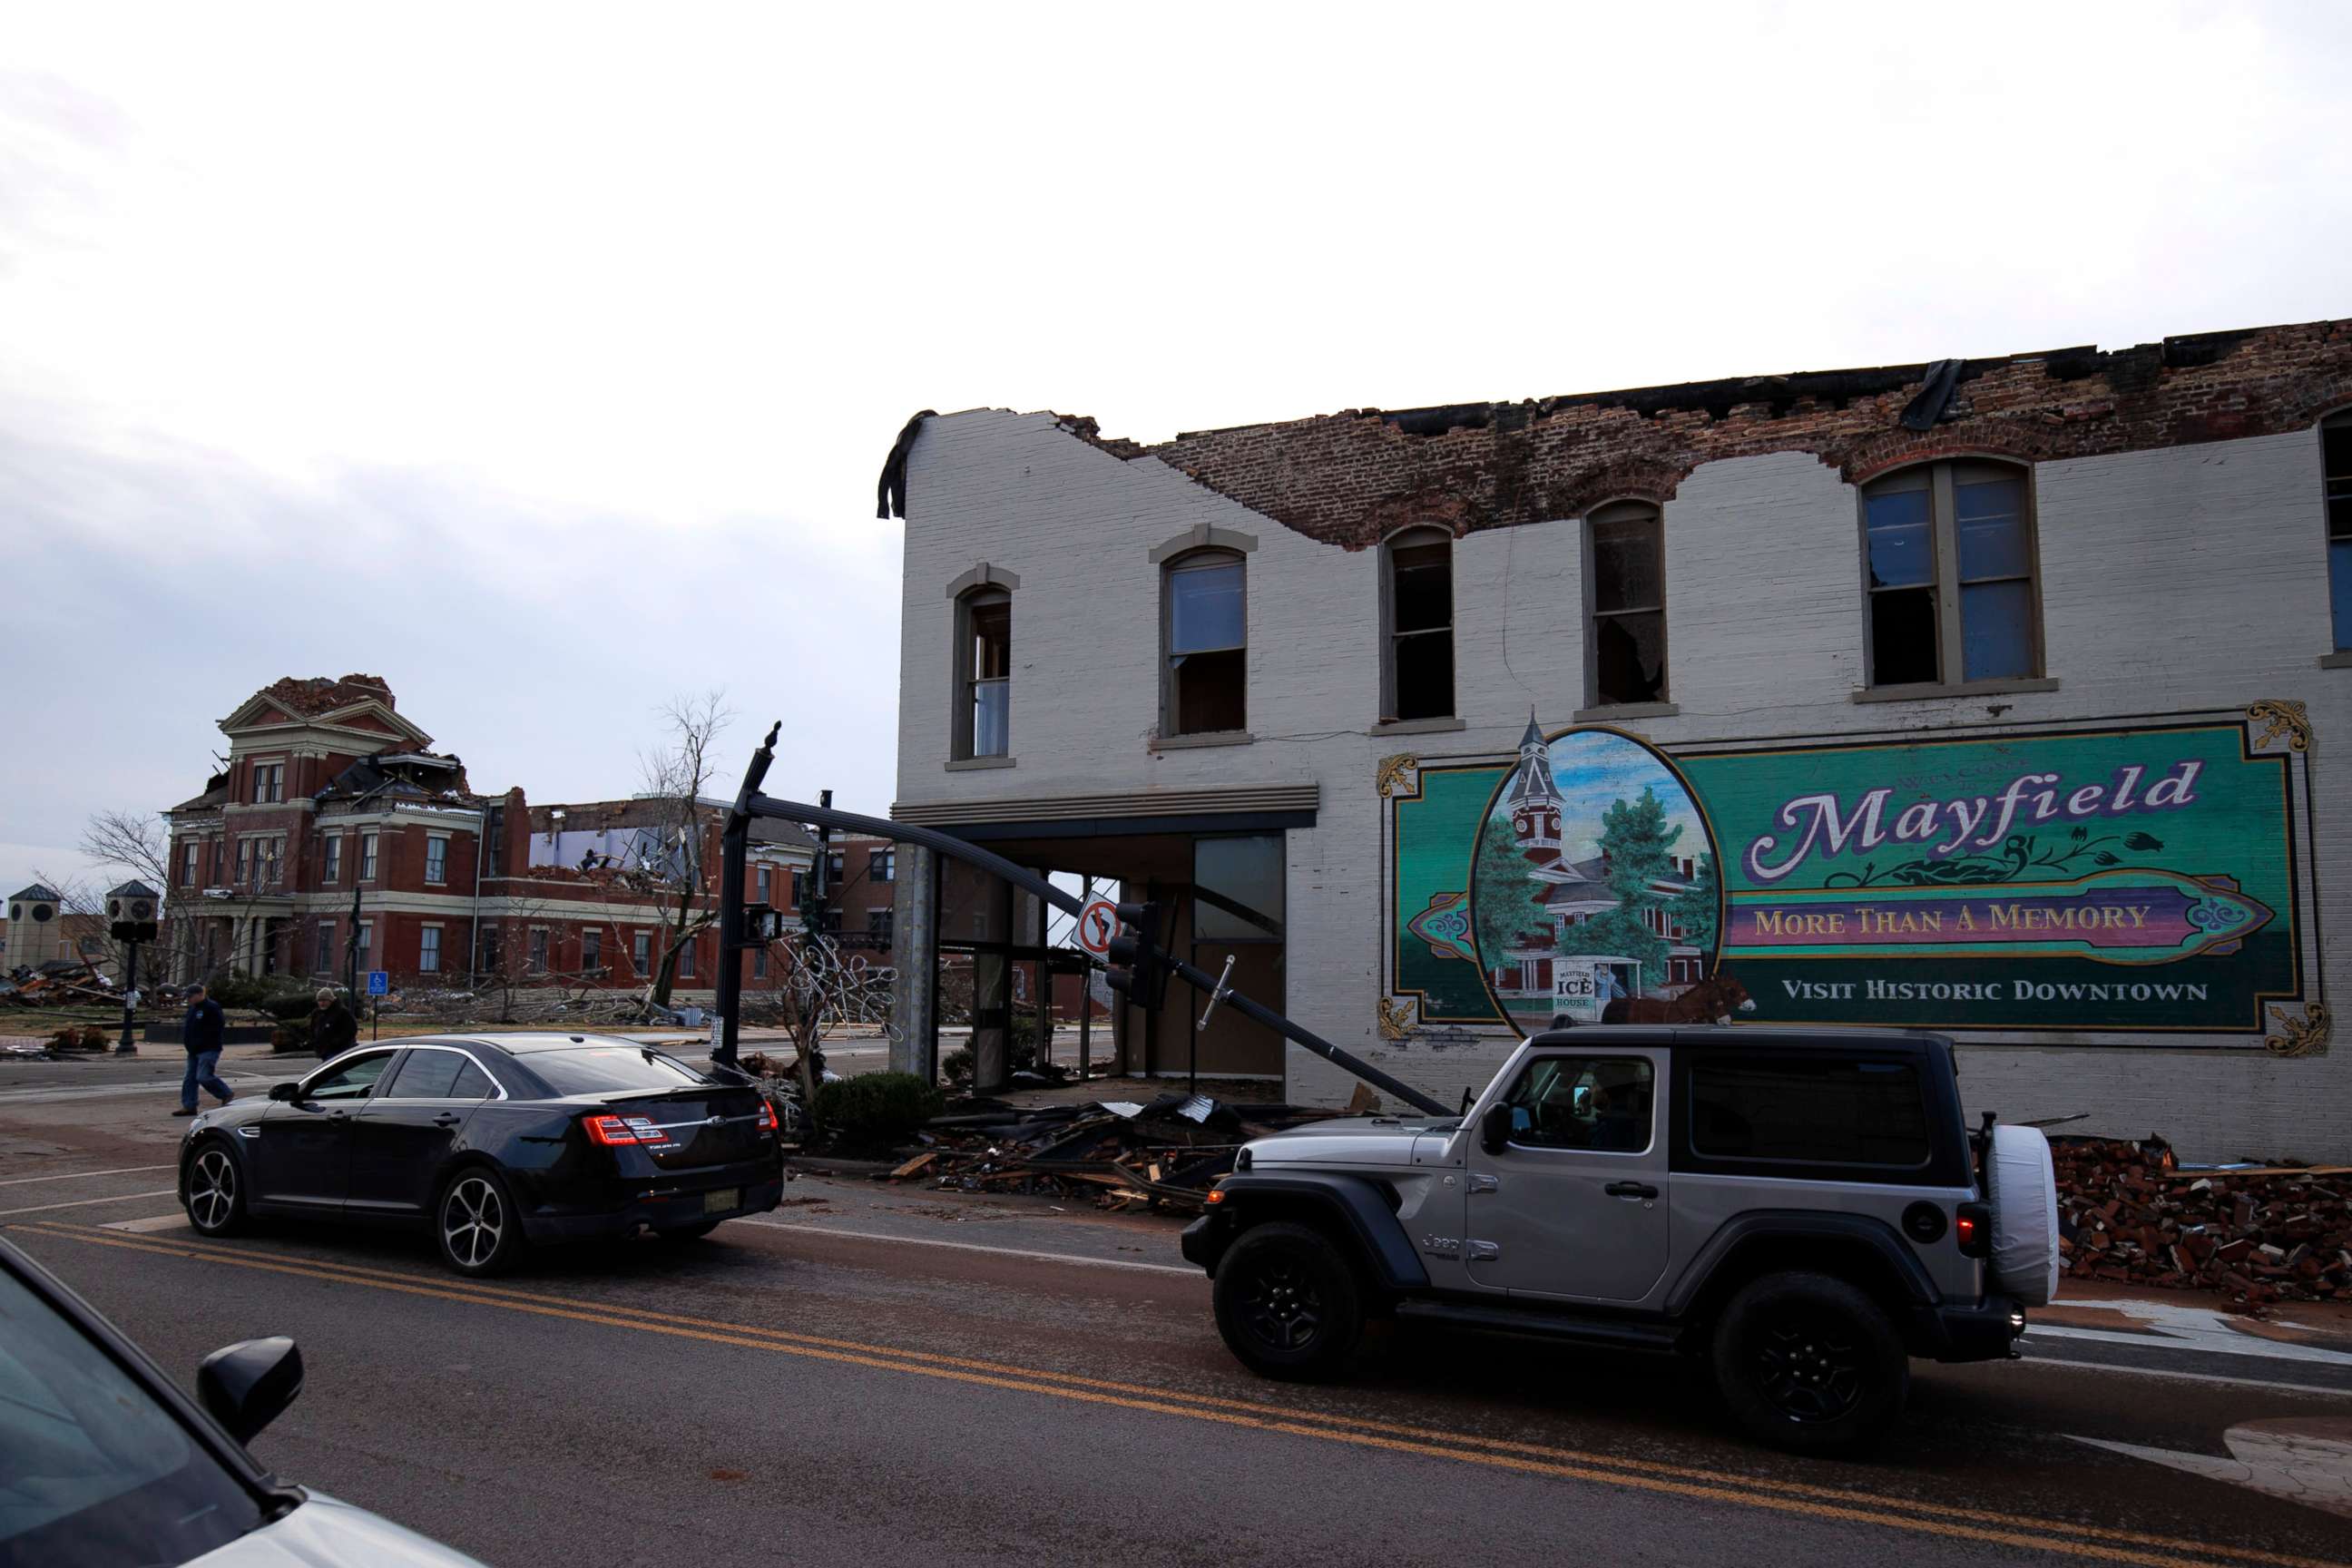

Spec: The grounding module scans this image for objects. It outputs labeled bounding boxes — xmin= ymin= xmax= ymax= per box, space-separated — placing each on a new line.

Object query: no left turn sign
xmin=1076 ymin=896 xmax=1121 ymax=959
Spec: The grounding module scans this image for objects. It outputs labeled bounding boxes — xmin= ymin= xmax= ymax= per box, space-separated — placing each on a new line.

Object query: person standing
xmin=173 ymin=983 xmax=233 ymax=1117
xmin=309 ymin=986 xmax=358 ymax=1061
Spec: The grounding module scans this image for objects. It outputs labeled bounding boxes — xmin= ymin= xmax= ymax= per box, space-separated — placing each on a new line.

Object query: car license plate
xmin=703 ymin=1187 xmax=739 ymax=1215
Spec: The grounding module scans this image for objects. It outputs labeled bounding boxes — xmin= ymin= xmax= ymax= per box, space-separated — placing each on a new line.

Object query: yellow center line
xmin=10 ymin=1220 xmax=2325 ymax=1568
xmin=25 ymin=1221 xmax=2318 ymax=1568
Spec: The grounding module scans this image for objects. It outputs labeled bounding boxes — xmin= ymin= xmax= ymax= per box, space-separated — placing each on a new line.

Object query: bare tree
xmin=81 ymin=808 xmax=172 ymax=888
xmin=753 ymin=929 xmax=897 ymax=1127
xmin=637 ymin=691 xmax=733 ymax=1012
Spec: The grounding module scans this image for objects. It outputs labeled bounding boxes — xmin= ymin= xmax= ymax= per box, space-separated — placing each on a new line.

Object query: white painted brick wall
xmin=897 ymin=413 xmax=2352 ymax=1160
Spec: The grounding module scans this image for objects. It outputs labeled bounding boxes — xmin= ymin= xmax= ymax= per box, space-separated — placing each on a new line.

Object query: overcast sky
xmin=4 ymin=2 xmax=2347 ymax=902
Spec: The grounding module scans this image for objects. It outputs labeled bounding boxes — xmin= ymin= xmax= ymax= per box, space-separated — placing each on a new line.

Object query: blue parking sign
xmin=366 ymin=970 xmax=389 ymax=996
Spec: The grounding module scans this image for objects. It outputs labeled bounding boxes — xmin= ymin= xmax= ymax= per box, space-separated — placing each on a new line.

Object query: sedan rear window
xmin=524 ymin=1047 xmax=705 ymax=1096
xmin=1690 ymin=1056 xmax=1930 ymax=1168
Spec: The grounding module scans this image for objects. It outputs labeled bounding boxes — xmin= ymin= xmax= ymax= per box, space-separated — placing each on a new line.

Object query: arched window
xmin=954 ymin=587 xmax=1011 ymax=759
xmin=1382 ymin=527 xmax=1455 ymax=722
xmin=1163 ymin=550 xmax=1247 ymax=736
xmin=1585 ymin=500 xmax=1666 ymax=708
xmin=1861 ymin=459 xmax=2040 ymax=688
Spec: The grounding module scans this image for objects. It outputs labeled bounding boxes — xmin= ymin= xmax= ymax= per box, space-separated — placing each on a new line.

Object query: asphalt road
xmin=9 ymin=1062 xmax=2352 ymax=1568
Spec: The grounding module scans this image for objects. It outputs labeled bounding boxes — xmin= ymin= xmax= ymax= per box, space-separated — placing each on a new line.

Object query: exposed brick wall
xmin=1091 ymin=319 xmax=2352 ymax=549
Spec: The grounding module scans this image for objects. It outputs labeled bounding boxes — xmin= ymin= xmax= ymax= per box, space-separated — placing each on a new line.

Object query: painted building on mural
xmin=162 ymin=675 xmax=815 ymax=995
xmin=882 ymin=318 xmax=2352 ymax=1158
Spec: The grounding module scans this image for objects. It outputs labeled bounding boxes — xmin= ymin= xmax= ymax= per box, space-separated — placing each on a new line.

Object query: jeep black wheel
xmin=1212 ymin=1221 xmax=1363 ymax=1381
xmin=1711 ymin=1271 xmax=1907 ymax=1455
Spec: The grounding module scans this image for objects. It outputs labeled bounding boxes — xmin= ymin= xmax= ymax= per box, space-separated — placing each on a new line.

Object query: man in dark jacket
xmin=173 ymin=983 xmax=233 ymax=1117
xmin=309 ymin=987 xmax=358 ymax=1061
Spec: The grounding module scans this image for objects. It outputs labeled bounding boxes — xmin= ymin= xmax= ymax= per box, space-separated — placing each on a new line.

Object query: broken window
xmin=1588 ymin=501 xmax=1667 ymax=707
xmin=1384 ymin=528 xmax=1454 ymax=721
xmin=2328 ymin=414 xmax=2352 ymax=650
xmin=1863 ymin=461 xmax=2039 ymax=687
xmin=954 ymin=588 xmax=1011 ymax=759
xmin=1164 ymin=551 xmax=1247 ymax=736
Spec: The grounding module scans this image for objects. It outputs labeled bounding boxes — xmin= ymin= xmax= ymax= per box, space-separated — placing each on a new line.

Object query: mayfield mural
xmin=1384 ymin=706 xmax=2323 ymax=1048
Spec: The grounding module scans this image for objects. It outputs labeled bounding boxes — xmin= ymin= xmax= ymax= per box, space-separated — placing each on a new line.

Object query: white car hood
xmin=1246 ymin=1115 xmax=1456 ymax=1169
xmin=189 ymin=1492 xmax=489 ymax=1568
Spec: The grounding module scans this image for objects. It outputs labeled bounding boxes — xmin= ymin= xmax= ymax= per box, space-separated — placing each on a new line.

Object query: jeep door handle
xmin=1604 ymin=1181 xmax=1659 ymax=1200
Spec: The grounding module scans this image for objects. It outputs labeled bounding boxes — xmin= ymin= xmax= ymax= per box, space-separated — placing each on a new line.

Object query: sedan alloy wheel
xmin=186 ymin=1147 xmax=241 ymax=1234
xmin=441 ymin=1174 xmax=507 ymax=1272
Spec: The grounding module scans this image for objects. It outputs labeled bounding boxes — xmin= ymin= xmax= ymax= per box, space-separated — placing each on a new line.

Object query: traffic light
xmin=1104 ymin=901 xmax=1163 ymax=1004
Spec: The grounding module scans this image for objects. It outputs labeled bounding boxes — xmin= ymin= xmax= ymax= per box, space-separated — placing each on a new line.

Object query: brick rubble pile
xmin=2056 ymin=1138 xmax=2352 ymax=1304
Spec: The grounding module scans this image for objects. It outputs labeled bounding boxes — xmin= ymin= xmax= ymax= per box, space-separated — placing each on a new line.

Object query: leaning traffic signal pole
xmin=714 ymin=723 xmax=1448 ymax=1117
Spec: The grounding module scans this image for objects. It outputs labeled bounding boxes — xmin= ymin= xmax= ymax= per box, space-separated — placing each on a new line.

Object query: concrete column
xmin=887 ymin=844 xmax=938 ymax=1080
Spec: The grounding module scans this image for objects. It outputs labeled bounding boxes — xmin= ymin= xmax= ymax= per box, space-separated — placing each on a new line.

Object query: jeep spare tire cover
xmin=1988 ymin=1122 xmax=2060 ymax=1308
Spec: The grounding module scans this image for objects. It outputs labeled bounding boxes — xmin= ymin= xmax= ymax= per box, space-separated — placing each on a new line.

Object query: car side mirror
xmin=268 ymin=1082 xmax=299 ymax=1102
xmin=198 ymin=1337 xmax=303 ymax=1444
xmin=1479 ymin=1103 xmax=1513 ymax=1156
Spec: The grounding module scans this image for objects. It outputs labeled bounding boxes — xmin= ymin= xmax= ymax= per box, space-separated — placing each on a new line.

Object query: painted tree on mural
xmin=1471 ymin=808 xmax=1547 ymax=975
xmin=1571 ymin=788 xmax=1683 ymax=982
xmin=1666 ymin=852 xmax=1720 ymax=955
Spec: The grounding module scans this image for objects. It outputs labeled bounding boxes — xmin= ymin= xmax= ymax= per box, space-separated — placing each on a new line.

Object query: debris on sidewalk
xmin=884 ymin=1093 xmax=1348 ymax=1214
xmin=2 ymin=961 xmax=119 ymax=1008
xmin=2056 ymin=1135 xmax=2352 ymax=1304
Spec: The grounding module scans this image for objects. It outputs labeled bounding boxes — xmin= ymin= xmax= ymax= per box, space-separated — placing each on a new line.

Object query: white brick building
xmin=885 ymin=322 xmax=2352 ymax=1160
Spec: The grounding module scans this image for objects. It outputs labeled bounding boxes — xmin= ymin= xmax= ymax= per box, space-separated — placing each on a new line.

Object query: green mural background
xmin=1388 ymin=716 xmax=2313 ymax=1039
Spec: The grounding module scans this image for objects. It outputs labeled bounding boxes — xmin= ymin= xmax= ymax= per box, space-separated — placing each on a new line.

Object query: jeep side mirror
xmin=198 ymin=1337 xmax=304 ymax=1444
xmin=1480 ymin=1103 xmax=1513 ymax=1156
xmin=268 ymin=1082 xmax=299 ymax=1102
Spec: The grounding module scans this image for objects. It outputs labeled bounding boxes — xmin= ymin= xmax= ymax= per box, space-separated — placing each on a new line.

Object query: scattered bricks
xmin=2055 ymin=1136 xmax=2352 ymax=1306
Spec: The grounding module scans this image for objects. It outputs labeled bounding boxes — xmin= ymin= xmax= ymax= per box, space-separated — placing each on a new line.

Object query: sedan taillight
xmin=583 ymin=1114 xmax=642 ymax=1147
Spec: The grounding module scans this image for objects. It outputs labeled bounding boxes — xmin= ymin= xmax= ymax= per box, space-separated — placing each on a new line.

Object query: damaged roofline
xmin=1065 ymin=322 xmax=2288 ymax=449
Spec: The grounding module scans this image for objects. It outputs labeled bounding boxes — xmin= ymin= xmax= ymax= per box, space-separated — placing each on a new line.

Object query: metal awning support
xmin=712 ymin=723 xmax=1447 ymax=1117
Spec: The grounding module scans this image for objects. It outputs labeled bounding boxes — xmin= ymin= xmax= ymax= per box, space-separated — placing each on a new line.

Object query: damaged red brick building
xmin=164 ymin=675 xmax=815 ymax=995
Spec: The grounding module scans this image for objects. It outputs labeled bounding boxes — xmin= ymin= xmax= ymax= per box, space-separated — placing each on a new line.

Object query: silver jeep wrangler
xmin=1181 ymin=1025 xmax=2058 ymax=1454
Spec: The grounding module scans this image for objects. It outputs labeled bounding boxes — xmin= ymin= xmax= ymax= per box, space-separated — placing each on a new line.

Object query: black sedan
xmin=176 ymin=1033 xmax=785 ymax=1276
